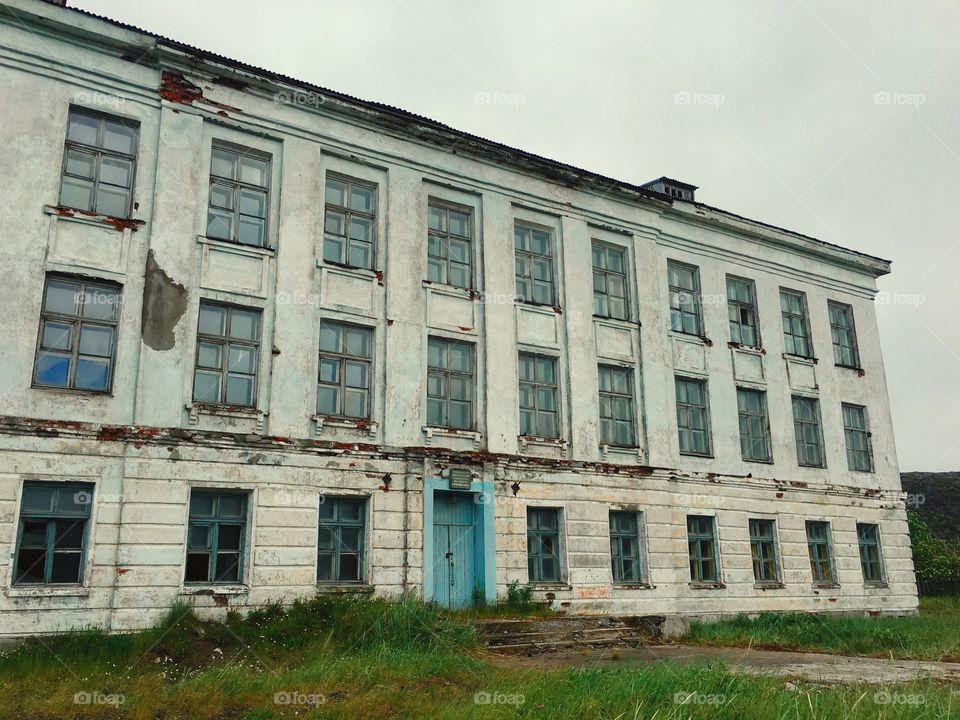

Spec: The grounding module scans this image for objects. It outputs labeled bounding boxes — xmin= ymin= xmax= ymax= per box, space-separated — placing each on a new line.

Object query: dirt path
xmin=487 ymin=645 xmax=960 ymax=684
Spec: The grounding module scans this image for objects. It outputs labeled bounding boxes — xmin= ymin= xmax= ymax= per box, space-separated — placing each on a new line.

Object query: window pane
xmin=211 ymin=148 xmax=237 ymax=179
xmin=190 ymin=493 xmax=215 ymax=517
xmin=50 ymin=553 xmax=82 ymax=583
xmin=325 ymin=210 xmax=345 ymax=236
xmin=100 ymin=157 xmax=133 ymax=187
xmin=65 ymin=149 xmax=95 ymax=178
xmin=237 ymin=217 xmax=265 ymax=246
xmin=75 ymin=357 xmax=110 ymax=391
xmin=59 ymin=177 xmax=95 ymax=212
xmin=207 ymin=208 xmax=233 ymax=240
xmin=218 ymin=524 xmax=242 ymax=550
xmin=215 ymin=553 xmax=240 ymax=581
xmin=185 ymin=553 xmax=210 ymax=582
xmin=229 ymin=310 xmax=259 ymax=340
xmin=239 ymin=189 xmax=266 ymax=218
xmin=218 ymin=494 xmax=246 ymax=518
xmin=35 ymin=351 xmax=71 ymax=386
xmin=348 ymin=241 xmax=371 ymax=269
xmin=198 ymin=304 xmax=226 ymax=336
xmin=319 ymin=358 xmax=340 ymax=384
xmin=78 ymin=325 xmax=113 ymax=357
xmin=350 ymin=185 xmax=375 ymax=213
xmin=325 ymin=178 xmax=347 ymax=207
xmin=239 ymin=156 xmax=268 ymax=186
xmin=319 ymin=323 xmax=341 ymax=353
xmin=103 ymin=121 xmax=136 ymax=154
xmin=197 ymin=342 xmax=223 ymax=370
xmin=15 ymin=548 xmax=46 ymax=584
xmin=67 ymin=112 xmax=99 ymax=145
xmin=317 ymin=385 xmax=338 ymax=415
xmin=41 ymin=321 xmax=73 ymax=351
xmin=225 ymin=375 xmax=254 ymax=405
xmin=45 ymin=280 xmax=80 ymax=315
xmin=343 ymin=388 xmax=368 ymax=418
xmin=96 ymin=186 xmax=129 ymax=217
xmin=193 ymin=370 xmax=221 ymax=402
xmin=81 ymin=287 xmax=120 ymax=321
xmin=345 ymin=361 xmax=369 ymax=389
xmin=349 ymin=217 xmax=372 ymax=242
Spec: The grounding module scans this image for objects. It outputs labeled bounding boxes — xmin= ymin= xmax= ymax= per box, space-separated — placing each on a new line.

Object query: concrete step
xmin=477 ymin=614 xmax=666 ymax=656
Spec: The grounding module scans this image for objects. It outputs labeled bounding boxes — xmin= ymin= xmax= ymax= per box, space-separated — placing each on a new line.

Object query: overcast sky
xmin=74 ymin=0 xmax=960 ymax=471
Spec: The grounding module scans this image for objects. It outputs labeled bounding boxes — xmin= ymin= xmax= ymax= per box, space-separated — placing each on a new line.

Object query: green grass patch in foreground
xmin=0 ymin=596 xmax=957 ymax=719
xmin=687 ymin=596 xmax=960 ymax=661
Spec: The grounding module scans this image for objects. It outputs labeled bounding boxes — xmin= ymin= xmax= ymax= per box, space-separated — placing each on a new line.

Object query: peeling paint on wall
xmin=141 ymin=251 xmax=188 ymax=351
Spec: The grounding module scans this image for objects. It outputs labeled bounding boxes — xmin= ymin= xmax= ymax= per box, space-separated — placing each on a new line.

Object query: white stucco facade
xmin=0 ymin=0 xmax=916 ymax=638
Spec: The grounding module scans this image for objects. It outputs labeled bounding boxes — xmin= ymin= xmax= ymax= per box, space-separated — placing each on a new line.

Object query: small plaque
xmin=448 ymin=468 xmax=472 ymax=490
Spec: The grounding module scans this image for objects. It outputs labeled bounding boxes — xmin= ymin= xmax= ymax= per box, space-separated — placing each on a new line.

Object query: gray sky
xmin=74 ymin=0 xmax=960 ymax=471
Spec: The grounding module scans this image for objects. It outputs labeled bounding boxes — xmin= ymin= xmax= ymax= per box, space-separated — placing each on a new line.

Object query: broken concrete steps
xmin=477 ymin=615 xmax=666 ymax=655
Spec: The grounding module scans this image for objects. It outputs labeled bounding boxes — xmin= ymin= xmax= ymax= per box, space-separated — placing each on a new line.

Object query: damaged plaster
xmin=140 ymin=250 xmax=188 ymax=351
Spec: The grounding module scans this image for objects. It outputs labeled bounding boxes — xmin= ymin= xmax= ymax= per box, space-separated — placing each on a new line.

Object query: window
xmin=518 ymin=353 xmax=559 ymax=438
xmin=843 ymin=403 xmax=873 ymax=472
xmin=598 ymin=366 xmax=636 ymax=447
xmin=805 ymin=520 xmax=835 ymax=584
xmin=426 ymin=338 xmax=474 ymax=429
xmin=33 ymin=275 xmax=121 ymax=393
xmin=609 ymin=511 xmax=645 ymax=584
xmin=687 ymin=515 xmax=719 ymax=583
xmin=14 ymin=482 xmax=93 ymax=585
xmin=592 ymin=243 xmax=629 ymax=320
xmin=527 ymin=507 xmax=561 ymax=582
xmin=185 ymin=491 xmax=248 ymax=583
xmin=317 ymin=322 xmax=372 ymax=419
xmin=427 ymin=203 xmax=473 ymax=289
xmin=206 ymin=143 xmax=271 ymax=247
xmin=318 ymin=498 xmax=366 ymax=583
xmin=737 ymin=388 xmax=771 ymax=462
xmin=829 ymin=301 xmax=860 ymax=368
xmin=792 ymin=396 xmax=825 ymax=467
xmin=727 ymin=276 xmax=759 ymax=347
xmin=749 ymin=518 xmax=779 ymax=584
xmin=324 ymin=175 xmax=376 ymax=269
xmin=668 ymin=261 xmax=702 ymax=335
xmin=857 ymin=523 xmax=885 ymax=585
xmin=514 ymin=224 xmax=555 ymax=305
xmin=193 ymin=302 xmax=261 ymax=407
xmin=780 ymin=289 xmax=812 ymax=357
xmin=675 ymin=377 xmax=711 ymax=456
xmin=59 ymin=107 xmax=138 ymax=218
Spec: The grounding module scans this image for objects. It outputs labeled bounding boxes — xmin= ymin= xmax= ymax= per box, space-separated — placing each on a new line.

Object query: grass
xmin=0 ymin=595 xmax=957 ymax=719
xmin=686 ymin=596 xmax=960 ymax=661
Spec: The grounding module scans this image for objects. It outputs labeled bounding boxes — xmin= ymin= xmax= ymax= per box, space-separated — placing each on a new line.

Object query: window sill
xmin=864 ymin=582 xmax=890 ymax=590
xmin=316 ymin=583 xmax=374 ymax=594
xmin=44 ymin=204 xmax=145 ymax=232
xmin=421 ymin=280 xmax=477 ymax=299
xmin=835 ymin=363 xmax=865 ymax=376
xmin=728 ymin=342 xmax=765 ymax=354
xmin=743 ymin=457 xmax=775 ymax=465
xmin=187 ymin=403 xmax=266 ymax=432
xmin=593 ymin=314 xmax=639 ymax=328
xmin=670 ymin=331 xmax=712 ymax=346
xmin=679 ymin=451 xmax=714 ymax=459
xmin=519 ymin=435 xmax=568 ymax=457
xmin=313 ymin=415 xmax=377 ymax=438
xmin=515 ymin=299 xmax=562 ymax=314
xmin=613 ymin=582 xmax=652 ymax=590
xmin=754 ymin=582 xmax=786 ymax=590
xmin=812 ymin=582 xmax=840 ymax=590
xmin=528 ymin=583 xmax=572 ymax=592
xmin=798 ymin=463 xmax=827 ymax=470
xmin=5 ymin=585 xmax=89 ymax=598
xmin=317 ymin=260 xmax=378 ymax=279
xmin=423 ymin=426 xmax=481 ymax=449
xmin=198 ymin=234 xmax=276 ymax=256
xmin=783 ymin=353 xmax=818 ymax=364
xmin=689 ymin=582 xmax=726 ymax=590
xmin=179 ymin=585 xmax=249 ymax=596
xmin=31 ymin=384 xmax=113 ymax=398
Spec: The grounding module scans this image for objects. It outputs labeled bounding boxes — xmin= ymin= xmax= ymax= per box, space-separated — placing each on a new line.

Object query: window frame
xmin=668 ymin=260 xmax=703 ymax=337
xmin=609 ymin=510 xmax=647 ymax=585
xmin=857 ymin=522 xmax=886 ymax=586
xmin=828 ymin=301 xmax=861 ymax=368
xmin=59 ymin=106 xmax=139 ymax=218
xmin=426 ymin=337 xmax=476 ymax=430
xmin=514 ymin=222 xmax=557 ymax=306
xmin=805 ymin=520 xmax=837 ymax=585
xmin=427 ymin=199 xmax=475 ymax=290
xmin=518 ymin=352 xmax=561 ymax=438
xmin=726 ymin=275 xmax=760 ymax=347
xmin=317 ymin=497 xmax=367 ymax=584
xmin=686 ymin=515 xmax=720 ymax=584
xmin=736 ymin=387 xmax=772 ymax=463
xmin=32 ymin=274 xmax=122 ymax=394
xmin=184 ymin=490 xmax=249 ymax=585
xmin=792 ymin=395 xmax=826 ymax=468
xmin=675 ymin=376 xmax=712 ymax=457
xmin=842 ymin=403 xmax=873 ymax=472
xmin=748 ymin=518 xmax=780 ymax=585
xmin=780 ymin=288 xmax=814 ymax=358
xmin=597 ymin=364 xmax=637 ymax=447
xmin=13 ymin=481 xmax=94 ymax=586
xmin=592 ymin=241 xmax=630 ymax=321
xmin=526 ymin=506 xmax=563 ymax=583
xmin=205 ymin=141 xmax=272 ymax=248
xmin=316 ymin=321 xmax=374 ymax=420
xmin=322 ymin=173 xmax=378 ymax=270
xmin=192 ymin=301 xmax=262 ymax=409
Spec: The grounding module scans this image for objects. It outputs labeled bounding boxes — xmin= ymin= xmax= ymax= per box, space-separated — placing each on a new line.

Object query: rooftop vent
xmin=641 ymin=177 xmax=698 ymax=202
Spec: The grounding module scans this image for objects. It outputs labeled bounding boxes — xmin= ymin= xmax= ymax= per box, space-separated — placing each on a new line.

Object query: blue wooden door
xmin=432 ymin=492 xmax=476 ymax=608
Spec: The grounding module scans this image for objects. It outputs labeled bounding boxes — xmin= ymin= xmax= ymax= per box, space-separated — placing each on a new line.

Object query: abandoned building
xmin=0 ymin=0 xmax=916 ymax=638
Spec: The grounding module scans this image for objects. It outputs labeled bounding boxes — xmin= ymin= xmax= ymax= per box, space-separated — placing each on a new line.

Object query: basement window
xmin=59 ymin=107 xmax=138 ymax=218
xmin=185 ymin=491 xmax=248 ymax=584
xmin=14 ymin=482 xmax=93 ymax=585
xmin=317 ymin=498 xmax=366 ymax=583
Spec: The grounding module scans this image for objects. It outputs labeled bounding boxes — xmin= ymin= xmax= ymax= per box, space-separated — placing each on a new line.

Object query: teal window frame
xmin=518 ymin=353 xmax=560 ymax=438
xmin=598 ymin=365 xmax=637 ymax=447
xmin=317 ymin=321 xmax=373 ymax=419
xmin=727 ymin=275 xmax=759 ymax=347
xmin=668 ymin=261 xmax=702 ymax=336
xmin=323 ymin=173 xmax=377 ymax=269
xmin=676 ymin=376 xmax=712 ymax=456
xmin=592 ymin=242 xmax=630 ymax=320
xmin=749 ymin=518 xmax=780 ymax=584
xmin=426 ymin=337 xmax=475 ymax=430
xmin=609 ymin=511 xmax=646 ymax=584
xmin=687 ymin=515 xmax=719 ymax=583
xmin=527 ymin=507 xmax=562 ymax=583
xmin=185 ymin=490 xmax=248 ymax=584
xmin=829 ymin=301 xmax=860 ymax=368
xmin=514 ymin=224 xmax=556 ymax=306
xmin=843 ymin=403 xmax=873 ymax=472
xmin=780 ymin=289 xmax=813 ymax=358
xmin=792 ymin=395 xmax=825 ymax=468
xmin=427 ymin=201 xmax=474 ymax=290
xmin=857 ymin=522 xmax=885 ymax=585
xmin=806 ymin=520 xmax=836 ymax=584
xmin=317 ymin=497 xmax=366 ymax=583
xmin=14 ymin=481 xmax=93 ymax=585
xmin=737 ymin=387 xmax=772 ymax=462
